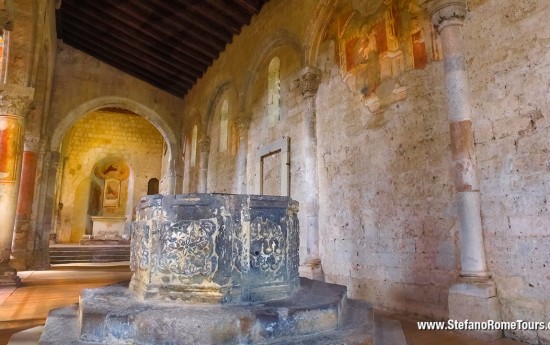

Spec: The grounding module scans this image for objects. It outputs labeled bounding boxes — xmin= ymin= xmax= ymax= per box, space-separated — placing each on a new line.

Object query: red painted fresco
xmin=0 ymin=116 xmax=22 ymax=182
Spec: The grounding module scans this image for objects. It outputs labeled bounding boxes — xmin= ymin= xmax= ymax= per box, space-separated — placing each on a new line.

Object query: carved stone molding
xmin=299 ymin=66 xmax=321 ymax=99
xmin=0 ymin=84 xmax=35 ymax=117
xmin=199 ymin=136 xmax=211 ymax=153
xmin=429 ymin=0 xmax=467 ymax=32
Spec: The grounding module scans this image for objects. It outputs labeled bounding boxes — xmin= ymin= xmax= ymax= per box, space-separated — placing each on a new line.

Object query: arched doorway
xmin=53 ymin=107 xmax=164 ymax=244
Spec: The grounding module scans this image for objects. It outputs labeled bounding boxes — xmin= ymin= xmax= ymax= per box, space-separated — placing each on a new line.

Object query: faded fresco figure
xmin=355 ymin=24 xmax=381 ymax=97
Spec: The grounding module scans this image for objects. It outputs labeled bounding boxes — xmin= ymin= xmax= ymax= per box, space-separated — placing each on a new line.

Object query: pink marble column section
xmin=431 ymin=0 xmax=489 ymax=279
xmin=0 ymin=85 xmax=34 ymax=286
xmin=298 ymin=66 xmax=323 ymax=279
xmin=11 ymin=147 xmax=38 ymax=270
xmin=197 ymin=136 xmax=211 ymax=193
xmin=235 ymin=115 xmax=250 ymax=194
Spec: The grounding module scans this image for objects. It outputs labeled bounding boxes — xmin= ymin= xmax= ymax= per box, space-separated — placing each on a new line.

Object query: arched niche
xmin=53 ymin=108 xmax=164 ymax=243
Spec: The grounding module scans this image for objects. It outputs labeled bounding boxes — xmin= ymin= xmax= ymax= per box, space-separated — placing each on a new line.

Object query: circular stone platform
xmin=39 ymin=278 xmax=373 ymax=345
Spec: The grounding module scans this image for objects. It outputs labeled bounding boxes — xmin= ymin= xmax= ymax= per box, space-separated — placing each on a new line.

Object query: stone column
xmin=429 ymin=0 xmax=501 ymax=340
xmin=297 ymin=66 xmax=323 ymax=281
xmin=235 ymin=115 xmax=250 ymax=194
xmin=0 ymin=84 xmax=34 ymax=286
xmin=11 ymin=137 xmax=40 ymax=270
xmin=197 ymin=136 xmax=211 ymax=193
xmin=33 ymin=149 xmax=59 ymax=269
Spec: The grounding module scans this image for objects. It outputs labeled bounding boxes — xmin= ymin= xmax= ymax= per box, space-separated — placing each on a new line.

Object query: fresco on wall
xmin=0 ymin=116 xmax=21 ymax=182
xmin=327 ymin=0 xmax=442 ymax=112
xmin=93 ymin=158 xmax=130 ymax=215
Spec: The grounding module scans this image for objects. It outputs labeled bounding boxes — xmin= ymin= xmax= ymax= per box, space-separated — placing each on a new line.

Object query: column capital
xmin=427 ymin=0 xmax=467 ymax=32
xmin=24 ymin=136 xmax=41 ymax=151
xmin=0 ymin=84 xmax=34 ymax=117
xmin=299 ymin=66 xmax=321 ymax=99
xmin=199 ymin=136 xmax=211 ymax=153
xmin=236 ymin=113 xmax=251 ymax=131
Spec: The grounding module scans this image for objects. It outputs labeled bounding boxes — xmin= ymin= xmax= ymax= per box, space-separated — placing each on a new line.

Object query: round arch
xmin=303 ymin=0 xmax=342 ymax=68
xmin=205 ymin=81 xmax=240 ymax=138
xmin=241 ymin=29 xmax=304 ymax=114
xmin=50 ymin=96 xmax=179 ymax=194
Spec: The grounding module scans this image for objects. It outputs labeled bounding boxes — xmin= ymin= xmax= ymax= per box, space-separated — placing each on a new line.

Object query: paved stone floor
xmin=0 ymin=264 xmax=528 ymax=345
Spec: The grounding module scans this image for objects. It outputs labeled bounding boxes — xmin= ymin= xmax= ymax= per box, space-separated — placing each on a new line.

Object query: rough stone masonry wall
xmin=182 ymin=0 xmax=456 ymax=319
xmin=315 ymin=42 xmax=455 ymax=320
xmin=55 ymin=111 xmax=164 ymax=243
xmin=182 ymin=0 xmax=317 ymax=258
xmin=465 ymin=0 xmax=550 ymax=343
xmin=180 ymin=0 xmax=549 ymax=343
xmin=48 ymin=42 xmax=183 ymax=136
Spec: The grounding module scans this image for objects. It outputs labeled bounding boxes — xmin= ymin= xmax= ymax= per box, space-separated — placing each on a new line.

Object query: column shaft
xmin=11 ymin=150 xmax=37 ymax=270
xmin=298 ymin=67 xmax=322 ymax=267
xmin=0 ymin=115 xmax=25 ymax=266
xmin=197 ymin=136 xmax=211 ymax=193
xmin=433 ymin=1 xmax=488 ymax=278
xmin=235 ymin=116 xmax=250 ymax=194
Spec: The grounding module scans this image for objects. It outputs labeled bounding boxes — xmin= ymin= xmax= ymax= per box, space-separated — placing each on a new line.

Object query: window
xmin=0 ymin=31 xmax=8 ymax=83
xmin=267 ymin=57 xmax=280 ymax=125
xmin=191 ymin=125 xmax=198 ymax=167
xmin=219 ymin=99 xmax=228 ymax=152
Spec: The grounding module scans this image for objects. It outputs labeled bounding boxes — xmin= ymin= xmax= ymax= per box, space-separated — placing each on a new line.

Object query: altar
xmin=90 ymin=216 xmax=126 ymax=238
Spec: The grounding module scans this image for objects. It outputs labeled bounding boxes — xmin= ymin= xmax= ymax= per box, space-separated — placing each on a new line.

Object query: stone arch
xmin=205 ymin=82 xmax=240 ymax=136
xmin=50 ymin=96 xmax=178 ymax=194
xmin=242 ymin=29 xmax=304 ymax=114
xmin=205 ymin=82 xmax=240 ymax=148
xmin=303 ymin=0 xmax=342 ymax=68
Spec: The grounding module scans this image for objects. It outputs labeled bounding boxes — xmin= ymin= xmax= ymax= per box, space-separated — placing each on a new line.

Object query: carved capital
xmin=429 ymin=0 xmax=467 ymax=32
xmin=299 ymin=66 xmax=321 ymax=99
xmin=236 ymin=114 xmax=250 ymax=131
xmin=24 ymin=136 xmax=41 ymax=151
xmin=199 ymin=137 xmax=211 ymax=153
xmin=0 ymin=84 xmax=34 ymax=117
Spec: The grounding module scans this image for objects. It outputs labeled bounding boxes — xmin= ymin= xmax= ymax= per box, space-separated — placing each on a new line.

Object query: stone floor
xmin=0 ymin=264 xmax=529 ymax=345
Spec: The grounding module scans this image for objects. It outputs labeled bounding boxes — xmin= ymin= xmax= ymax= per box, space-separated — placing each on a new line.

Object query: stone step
xmin=49 ymin=245 xmax=130 ymax=265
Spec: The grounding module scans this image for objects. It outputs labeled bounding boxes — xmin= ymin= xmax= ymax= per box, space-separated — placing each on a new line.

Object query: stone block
xmin=448 ymin=280 xmax=503 ymax=341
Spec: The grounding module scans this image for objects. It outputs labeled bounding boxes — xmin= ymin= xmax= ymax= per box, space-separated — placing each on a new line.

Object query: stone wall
xmin=55 ymin=110 xmax=164 ymax=243
xmin=466 ymin=0 xmax=550 ymax=343
xmin=179 ymin=1 xmax=550 ymax=344
xmin=182 ymin=0 xmax=456 ymax=320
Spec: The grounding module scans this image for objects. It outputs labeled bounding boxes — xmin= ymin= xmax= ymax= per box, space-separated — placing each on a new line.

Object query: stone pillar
xmin=33 ymin=149 xmax=59 ymax=269
xmin=430 ymin=0 xmax=501 ymax=340
xmin=0 ymin=84 xmax=34 ymax=286
xmin=297 ymin=66 xmax=323 ymax=281
xmin=11 ymin=137 xmax=39 ymax=270
xmin=235 ymin=115 xmax=250 ymax=194
xmin=197 ymin=136 xmax=211 ymax=193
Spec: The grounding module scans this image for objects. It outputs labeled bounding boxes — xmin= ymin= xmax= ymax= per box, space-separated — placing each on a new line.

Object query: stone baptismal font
xmin=40 ymin=193 xmax=373 ymax=344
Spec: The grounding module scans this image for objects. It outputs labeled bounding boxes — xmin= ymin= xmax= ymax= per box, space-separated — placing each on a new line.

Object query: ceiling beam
xmin=64 ymin=31 xmax=191 ymax=96
xmin=103 ymin=1 xmax=219 ymax=60
xmin=62 ymin=12 xmax=200 ymax=83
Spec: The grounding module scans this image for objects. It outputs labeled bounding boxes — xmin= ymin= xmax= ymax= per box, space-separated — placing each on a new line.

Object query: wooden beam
xmin=62 ymin=1 xmax=209 ymax=75
xmin=62 ymin=12 xmax=199 ymax=83
xmin=134 ymin=0 xmax=229 ymax=51
xmin=64 ymin=32 xmax=190 ymax=96
xmin=102 ymin=1 xmax=219 ymax=60
xmin=78 ymin=0 xmax=216 ymax=62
